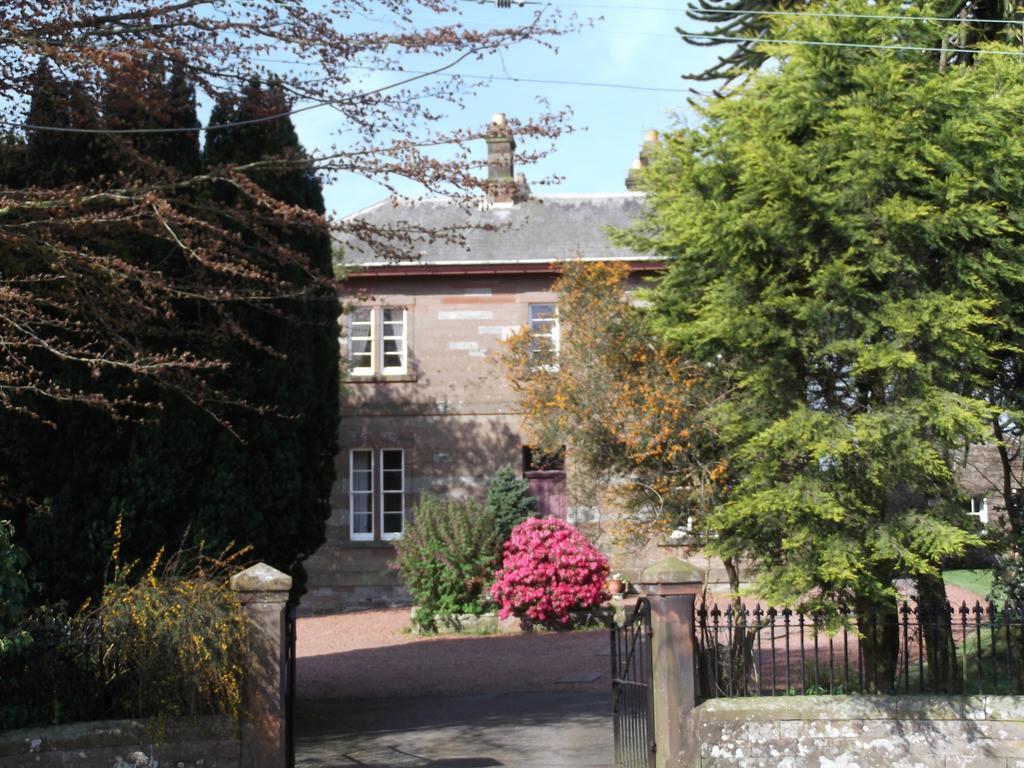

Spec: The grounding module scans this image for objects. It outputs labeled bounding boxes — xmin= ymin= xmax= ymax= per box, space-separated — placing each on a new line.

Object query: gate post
xmin=634 ymin=557 xmax=704 ymax=768
xmin=231 ymin=562 xmax=293 ymax=768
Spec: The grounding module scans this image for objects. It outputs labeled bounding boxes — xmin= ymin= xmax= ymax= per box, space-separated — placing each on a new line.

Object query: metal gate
xmin=284 ymin=600 xmax=297 ymax=768
xmin=611 ymin=597 xmax=656 ymax=768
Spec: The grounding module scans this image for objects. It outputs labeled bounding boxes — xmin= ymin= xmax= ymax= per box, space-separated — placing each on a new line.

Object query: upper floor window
xmin=347 ymin=307 xmax=407 ymax=375
xmin=528 ymin=303 xmax=559 ymax=361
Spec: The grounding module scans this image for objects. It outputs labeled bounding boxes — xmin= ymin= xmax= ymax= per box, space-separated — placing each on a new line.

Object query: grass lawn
xmin=943 ymin=569 xmax=995 ymax=599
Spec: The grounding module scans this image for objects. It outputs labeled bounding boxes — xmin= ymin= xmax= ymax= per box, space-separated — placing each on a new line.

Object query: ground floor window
xmin=350 ymin=447 xmax=406 ymax=541
xmin=381 ymin=448 xmax=405 ymax=540
xmin=968 ymin=494 xmax=989 ymax=525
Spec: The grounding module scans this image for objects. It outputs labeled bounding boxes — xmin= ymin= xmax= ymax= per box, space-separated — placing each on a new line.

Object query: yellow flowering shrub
xmin=0 ymin=526 xmax=250 ymax=730
xmin=88 ymin=528 xmax=250 ymax=721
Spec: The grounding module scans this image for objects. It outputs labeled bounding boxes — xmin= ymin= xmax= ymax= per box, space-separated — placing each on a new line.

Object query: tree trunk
xmin=917 ymin=573 xmax=962 ymax=693
xmin=856 ymin=596 xmax=900 ymax=693
xmin=720 ymin=558 xmax=752 ymax=693
xmin=993 ymin=417 xmax=1023 ymax=537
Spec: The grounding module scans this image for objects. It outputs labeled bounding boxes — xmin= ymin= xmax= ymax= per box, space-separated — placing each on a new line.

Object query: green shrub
xmin=393 ymin=494 xmax=501 ymax=632
xmin=0 ymin=519 xmax=30 ymax=655
xmin=484 ymin=465 xmax=537 ymax=545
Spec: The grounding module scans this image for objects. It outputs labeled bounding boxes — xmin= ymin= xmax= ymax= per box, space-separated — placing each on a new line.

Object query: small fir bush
xmin=484 ymin=465 xmax=538 ymax=545
xmin=490 ymin=517 xmax=609 ymax=626
xmin=394 ymin=494 xmax=501 ymax=632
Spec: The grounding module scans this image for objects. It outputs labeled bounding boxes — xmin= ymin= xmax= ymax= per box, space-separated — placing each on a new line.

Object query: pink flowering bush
xmin=490 ymin=518 xmax=609 ymax=625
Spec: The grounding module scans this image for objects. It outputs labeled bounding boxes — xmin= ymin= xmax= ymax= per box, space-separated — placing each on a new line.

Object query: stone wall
xmin=0 ymin=716 xmax=239 ymax=768
xmin=695 ymin=695 xmax=1024 ymax=768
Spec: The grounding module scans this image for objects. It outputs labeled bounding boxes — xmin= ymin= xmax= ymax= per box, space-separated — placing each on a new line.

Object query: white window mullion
xmin=969 ymin=494 xmax=989 ymax=525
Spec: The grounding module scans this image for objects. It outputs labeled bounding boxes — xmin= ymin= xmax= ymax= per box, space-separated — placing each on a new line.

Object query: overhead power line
xmin=466 ymin=0 xmax=1023 ymax=25
xmin=686 ymin=31 xmax=1024 ymax=56
xmin=349 ymin=66 xmax=692 ymax=92
xmin=0 ymin=43 xmax=493 ymax=136
xmin=1 ymin=62 xmax=697 ymax=136
xmin=688 ymin=7 xmax=1021 ymax=26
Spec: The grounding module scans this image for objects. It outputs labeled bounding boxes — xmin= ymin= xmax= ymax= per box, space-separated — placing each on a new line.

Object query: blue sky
xmin=288 ymin=1 xmax=724 ymax=218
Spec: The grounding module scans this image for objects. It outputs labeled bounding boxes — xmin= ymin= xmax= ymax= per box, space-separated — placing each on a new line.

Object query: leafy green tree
xmin=485 ymin=465 xmax=538 ymax=545
xmin=618 ymin=2 xmax=1024 ymax=688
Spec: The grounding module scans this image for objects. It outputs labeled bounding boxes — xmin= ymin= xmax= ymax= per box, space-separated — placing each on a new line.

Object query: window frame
xmin=348 ymin=447 xmax=406 ymax=542
xmin=380 ymin=448 xmax=405 ymax=541
xmin=528 ymin=303 xmax=560 ymax=364
xmin=347 ymin=305 xmax=408 ymax=376
xmin=380 ymin=307 xmax=408 ymax=375
xmin=349 ymin=448 xmax=375 ymax=542
xmin=968 ymin=494 xmax=989 ymax=525
xmin=347 ymin=308 xmax=376 ymax=376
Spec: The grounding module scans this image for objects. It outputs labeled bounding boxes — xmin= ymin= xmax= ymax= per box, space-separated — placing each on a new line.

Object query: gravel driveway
xmin=297 ymin=608 xmax=611 ymax=700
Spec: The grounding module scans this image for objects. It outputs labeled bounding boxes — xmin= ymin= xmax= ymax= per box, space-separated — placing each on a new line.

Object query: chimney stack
xmin=626 ymin=130 xmax=659 ymax=190
xmin=486 ymin=112 xmax=517 ymax=204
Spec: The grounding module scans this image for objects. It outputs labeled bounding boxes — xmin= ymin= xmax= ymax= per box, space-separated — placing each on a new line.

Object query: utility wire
xmin=691 ymin=6 xmax=1019 ymax=25
xmin=1 ymin=57 xmax=698 ymax=135
xmin=686 ymin=31 xmax=1024 ymax=56
xmin=465 ymin=0 xmax=1022 ymax=25
xmin=349 ymin=65 xmax=692 ymax=92
xmin=0 ymin=43 xmax=496 ymax=135
xmin=9 ymin=12 xmax=1024 ymax=134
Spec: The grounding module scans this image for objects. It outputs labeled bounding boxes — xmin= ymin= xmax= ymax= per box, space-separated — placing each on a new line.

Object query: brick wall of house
xmin=304 ymin=272 xmax=562 ymax=612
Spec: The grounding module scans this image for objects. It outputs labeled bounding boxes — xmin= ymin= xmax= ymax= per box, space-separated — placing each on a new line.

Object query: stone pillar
xmin=230 ymin=562 xmax=292 ymax=768
xmin=634 ymin=557 xmax=704 ymax=768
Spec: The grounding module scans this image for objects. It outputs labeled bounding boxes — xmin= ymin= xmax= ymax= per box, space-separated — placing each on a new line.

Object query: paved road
xmin=295 ymin=609 xmax=617 ymax=767
xmin=296 ymin=690 xmax=615 ymax=768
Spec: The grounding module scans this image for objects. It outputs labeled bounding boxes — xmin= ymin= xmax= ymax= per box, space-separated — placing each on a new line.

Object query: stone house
xmin=299 ymin=116 xmax=1015 ymax=613
xmin=958 ymin=442 xmax=1023 ymax=528
xmin=301 ymin=114 xmax=661 ymax=613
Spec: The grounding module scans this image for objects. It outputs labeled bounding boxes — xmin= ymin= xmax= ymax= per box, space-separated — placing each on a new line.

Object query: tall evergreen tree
xmin=2 ymin=70 xmax=337 ymax=604
xmin=618 ymin=1 xmax=1024 ymax=688
xmin=188 ymin=78 xmax=339 ymax=590
xmin=682 ymin=0 xmax=1024 ymax=81
xmin=108 ymin=78 xmax=339 ymax=594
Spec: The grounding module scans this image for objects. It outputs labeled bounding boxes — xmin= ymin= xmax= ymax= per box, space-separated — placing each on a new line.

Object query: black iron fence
xmin=696 ymin=600 xmax=1024 ymax=698
xmin=285 ymin=600 xmax=297 ymax=768
xmin=611 ymin=597 xmax=656 ymax=768
xmin=0 ymin=616 xmax=113 ymax=730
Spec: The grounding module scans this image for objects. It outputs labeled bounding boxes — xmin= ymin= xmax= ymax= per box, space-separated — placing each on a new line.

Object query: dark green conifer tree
xmin=180 ymin=77 xmax=339 ymax=592
xmin=484 ymin=466 xmax=538 ymax=545
xmin=3 ymin=69 xmax=337 ymax=604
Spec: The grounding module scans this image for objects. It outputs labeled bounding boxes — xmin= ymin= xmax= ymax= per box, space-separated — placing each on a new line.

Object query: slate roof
xmin=336 ymin=192 xmax=649 ymax=267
